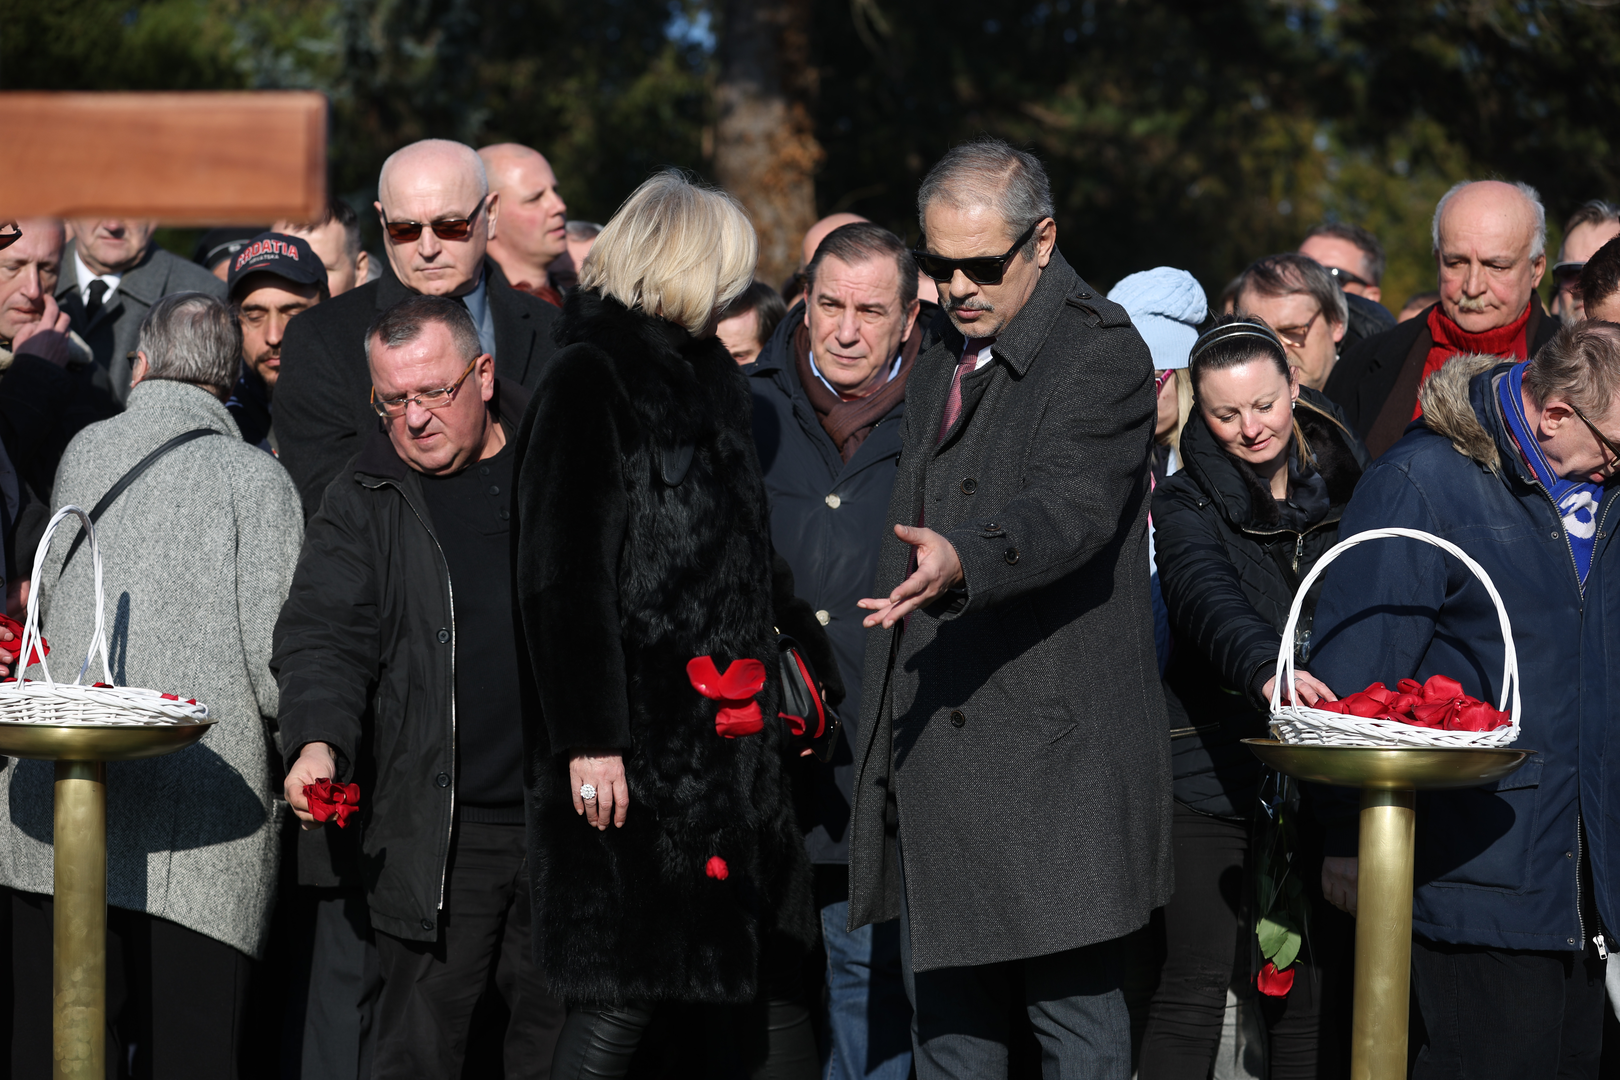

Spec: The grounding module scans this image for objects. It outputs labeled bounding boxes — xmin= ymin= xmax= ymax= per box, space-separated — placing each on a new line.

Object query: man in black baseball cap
xmin=226 ymin=231 xmax=328 ymax=452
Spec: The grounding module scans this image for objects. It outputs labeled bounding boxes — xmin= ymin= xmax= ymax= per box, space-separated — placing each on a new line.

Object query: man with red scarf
xmin=1326 ymin=180 xmax=1558 ymax=457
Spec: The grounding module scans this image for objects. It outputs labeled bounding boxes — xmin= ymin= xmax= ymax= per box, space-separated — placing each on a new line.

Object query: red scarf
xmin=1412 ymin=302 xmax=1532 ymax=420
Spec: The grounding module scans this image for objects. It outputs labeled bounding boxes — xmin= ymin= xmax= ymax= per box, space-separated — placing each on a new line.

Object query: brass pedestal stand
xmin=1244 ymin=740 xmax=1529 ymax=1080
xmin=0 ymin=721 xmax=212 ymax=1080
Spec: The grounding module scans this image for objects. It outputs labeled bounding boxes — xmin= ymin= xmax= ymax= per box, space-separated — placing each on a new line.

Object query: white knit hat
xmin=1107 ymin=267 xmax=1209 ymax=370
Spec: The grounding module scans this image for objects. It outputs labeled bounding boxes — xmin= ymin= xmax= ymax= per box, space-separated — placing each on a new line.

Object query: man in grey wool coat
xmin=851 ymin=138 xmax=1173 ymax=1079
xmin=0 ymin=291 xmax=303 ymax=1076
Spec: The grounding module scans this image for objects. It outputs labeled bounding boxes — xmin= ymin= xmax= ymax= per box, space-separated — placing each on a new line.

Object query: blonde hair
xmin=579 ymin=171 xmax=758 ymax=336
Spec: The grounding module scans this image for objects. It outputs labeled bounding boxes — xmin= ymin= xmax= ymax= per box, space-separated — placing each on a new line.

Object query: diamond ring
xmin=579 ymin=783 xmax=597 ymax=801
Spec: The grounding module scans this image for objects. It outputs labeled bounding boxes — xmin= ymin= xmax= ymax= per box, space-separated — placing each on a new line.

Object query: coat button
xmin=815 ymin=609 xmax=830 ymax=626
xmin=488 ymin=485 xmax=501 ymax=497
xmin=422 ymin=918 xmax=435 ymax=931
xmin=437 ymin=629 xmax=450 ymax=643
xmin=1004 ymin=546 xmax=1020 ymax=565
xmin=950 ymin=710 xmax=966 ymax=728
xmin=498 ymin=507 xmax=510 ymax=520
xmin=960 ymin=478 xmax=977 ymax=495
xmin=825 ymin=493 xmax=842 ymax=509
xmin=984 ymin=522 xmax=999 ymax=531
xmin=435 ymin=772 xmax=450 ymax=788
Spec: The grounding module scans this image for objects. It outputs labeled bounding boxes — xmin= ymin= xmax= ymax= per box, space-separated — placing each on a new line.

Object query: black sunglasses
xmin=914 ymin=220 xmax=1041 ymax=285
xmin=0 ymin=223 xmax=19 ymax=252
xmin=1552 ymin=261 xmax=1586 ymax=289
xmin=1323 ymin=264 xmax=1373 ymax=291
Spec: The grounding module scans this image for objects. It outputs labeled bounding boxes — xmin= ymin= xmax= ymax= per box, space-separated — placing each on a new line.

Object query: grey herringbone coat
xmin=847 ymin=250 xmax=1174 ymax=971
xmin=0 ymin=379 xmax=302 ymax=958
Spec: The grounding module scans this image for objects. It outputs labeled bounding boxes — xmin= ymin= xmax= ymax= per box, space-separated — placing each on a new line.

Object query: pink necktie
xmin=937 ymin=338 xmax=993 ymax=445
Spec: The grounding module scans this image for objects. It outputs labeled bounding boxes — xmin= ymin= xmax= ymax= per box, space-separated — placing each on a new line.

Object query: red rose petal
xmin=705 ymin=856 xmax=729 ymax=880
xmin=1256 ymin=961 xmax=1296 ymax=997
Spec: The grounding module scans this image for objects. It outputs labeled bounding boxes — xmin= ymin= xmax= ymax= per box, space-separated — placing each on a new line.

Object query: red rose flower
xmin=303 ymin=778 xmax=362 ymax=828
xmin=1317 ymin=675 xmax=1509 ymax=733
xmin=687 ymin=656 xmax=768 ymax=738
xmin=1256 ymin=960 xmax=1296 ymax=997
xmin=705 ymin=856 xmax=729 ymax=880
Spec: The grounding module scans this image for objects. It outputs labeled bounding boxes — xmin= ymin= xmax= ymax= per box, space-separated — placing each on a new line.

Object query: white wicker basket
xmin=0 ymin=506 xmax=208 ymax=727
xmin=1269 ymin=527 xmax=1520 ymax=748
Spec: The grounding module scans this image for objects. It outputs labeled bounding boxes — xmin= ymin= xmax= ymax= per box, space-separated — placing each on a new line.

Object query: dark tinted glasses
xmin=382 ymin=200 xmax=484 ymax=244
xmin=0 ymin=223 xmax=19 ymax=251
xmin=1323 ymin=264 xmax=1373 ymax=291
xmin=914 ymin=220 xmax=1040 ymax=285
xmin=1552 ymin=261 xmax=1586 ymax=292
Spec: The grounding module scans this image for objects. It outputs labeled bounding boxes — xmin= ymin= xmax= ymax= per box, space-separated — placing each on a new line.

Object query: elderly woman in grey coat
xmin=0 ymin=292 xmax=304 ymax=1078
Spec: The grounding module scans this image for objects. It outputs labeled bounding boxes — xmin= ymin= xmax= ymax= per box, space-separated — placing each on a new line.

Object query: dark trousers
xmin=896 ymin=845 xmax=1130 ymax=1080
xmin=371 ymin=820 xmax=565 ymax=1079
xmin=1410 ymin=935 xmax=1605 ymax=1080
xmin=1139 ymin=806 xmax=1348 ymax=1079
xmin=9 ymin=890 xmax=251 ymax=1079
xmin=302 ymin=888 xmax=380 ymax=1079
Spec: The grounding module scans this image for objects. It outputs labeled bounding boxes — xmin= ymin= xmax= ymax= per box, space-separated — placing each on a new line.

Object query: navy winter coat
xmin=1310 ymin=354 xmax=1620 ymax=952
xmin=748 ymin=303 xmax=906 ymax=864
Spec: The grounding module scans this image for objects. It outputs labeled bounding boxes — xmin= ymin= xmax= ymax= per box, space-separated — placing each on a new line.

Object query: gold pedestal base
xmin=1244 ymin=740 xmax=1529 ymax=1080
xmin=0 ymin=722 xmax=210 ymax=1080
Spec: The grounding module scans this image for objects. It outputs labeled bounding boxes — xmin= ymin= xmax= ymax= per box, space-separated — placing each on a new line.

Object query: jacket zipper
xmin=386 ymin=481 xmax=458 ymax=913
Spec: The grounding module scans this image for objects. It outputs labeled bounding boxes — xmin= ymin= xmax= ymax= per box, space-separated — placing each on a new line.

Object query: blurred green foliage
xmin=5 ymin=0 xmax=1616 ymax=310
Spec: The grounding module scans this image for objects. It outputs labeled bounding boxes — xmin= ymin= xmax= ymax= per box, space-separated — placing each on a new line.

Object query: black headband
xmin=1189 ymin=321 xmax=1286 ymax=364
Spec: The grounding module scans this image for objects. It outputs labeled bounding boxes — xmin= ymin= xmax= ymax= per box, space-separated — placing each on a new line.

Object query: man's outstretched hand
xmin=858 ymin=524 xmax=964 ymax=629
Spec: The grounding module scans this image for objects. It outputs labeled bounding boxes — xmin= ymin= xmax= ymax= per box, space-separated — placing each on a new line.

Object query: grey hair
xmin=917 ymin=138 xmax=1055 ymax=260
xmin=365 ymin=294 xmax=483 ymax=370
xmin=136 ymin=292 xmax=241 ymax=391
xmin=807 ymin=222 xmax=920 ymax=311
xmin=1235 ymin=252 xmax=1349 ymax=329
xmin=1432 ymin=180 xmax=1546 ymax=259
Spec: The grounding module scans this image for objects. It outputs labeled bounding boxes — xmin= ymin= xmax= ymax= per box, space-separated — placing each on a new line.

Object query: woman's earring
xmin=1291 ymin=400 xmax=1297 ymax=411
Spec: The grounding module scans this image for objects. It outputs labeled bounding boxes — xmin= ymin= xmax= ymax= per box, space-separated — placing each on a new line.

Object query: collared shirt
xmin=458 ymin=273 xmax=498 ymax=360
xmin=963 ymin=337 xmax=996 ymax=371
xmin=806 ymin=352 xmax=904 ymax=398
xmin=74 ymin=249 xmax=122 ymax=307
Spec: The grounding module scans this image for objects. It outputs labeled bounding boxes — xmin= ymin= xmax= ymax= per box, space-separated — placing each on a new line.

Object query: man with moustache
xmin=56 ymin=216 xmax=227 ymax=413
xmin=276 ymin=138 xmax=559 ymax=516
xmin=225 ymin=232 xmax=328 ymax=453
xmin=479 ymin=143 xmax=569 ymax=307
xmin=847 ymin=138 xmax=1171 ymax=1079
xmin=1325 ymin=180 xmax=1560 ymax=456
xmin=748 ymin=221 xmax=923 ymax=1079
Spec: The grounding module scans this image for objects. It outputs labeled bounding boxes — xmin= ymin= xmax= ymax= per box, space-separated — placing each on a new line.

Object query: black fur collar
xmin=554 ymin=287 xmax=695 ymax=367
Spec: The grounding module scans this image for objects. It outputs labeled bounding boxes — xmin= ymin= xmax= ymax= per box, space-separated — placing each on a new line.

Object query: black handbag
xmin=777 ymin=632 xmax=841 ymax=763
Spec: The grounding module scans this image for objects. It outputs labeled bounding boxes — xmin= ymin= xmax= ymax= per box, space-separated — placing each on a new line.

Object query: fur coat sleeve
xmin=513 ymin=342 xmax=634 ymax=756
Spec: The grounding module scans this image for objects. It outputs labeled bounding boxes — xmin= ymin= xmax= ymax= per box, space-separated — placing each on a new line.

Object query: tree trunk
xmin=713 ymin=0 xmax=822 ymax=290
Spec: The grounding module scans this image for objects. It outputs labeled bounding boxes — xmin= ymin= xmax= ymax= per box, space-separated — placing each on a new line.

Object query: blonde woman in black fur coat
xmin=512 ymin=171 xmax=835 ymax=1078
